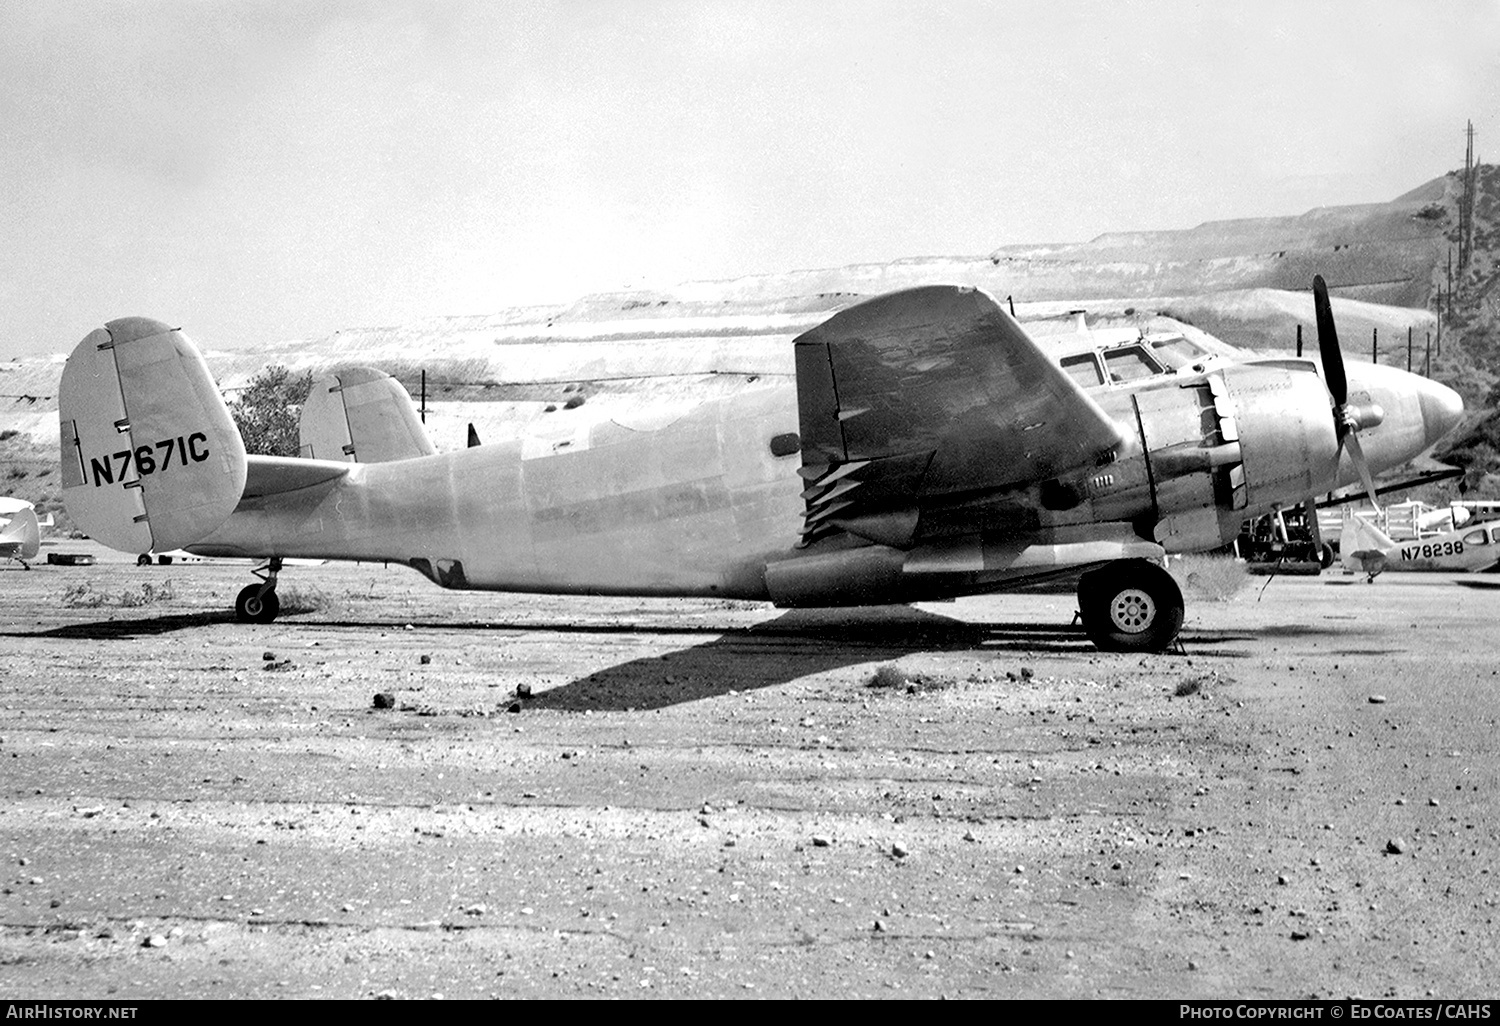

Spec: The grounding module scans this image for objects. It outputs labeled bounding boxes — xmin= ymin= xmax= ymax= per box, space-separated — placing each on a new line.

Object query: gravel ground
xmin=1 ymin=546 xmax=1497 ymax=999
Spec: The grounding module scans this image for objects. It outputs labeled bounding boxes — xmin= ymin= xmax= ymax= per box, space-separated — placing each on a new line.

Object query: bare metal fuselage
xmin=188 ymin=354 xmax=1456 ymax=601
xmin=192 ymin=386 xmax=804 ymax=598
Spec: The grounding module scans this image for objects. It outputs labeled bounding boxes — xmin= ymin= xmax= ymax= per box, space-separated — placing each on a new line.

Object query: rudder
xmin=59 ymin=318 xmax=247 ymax=554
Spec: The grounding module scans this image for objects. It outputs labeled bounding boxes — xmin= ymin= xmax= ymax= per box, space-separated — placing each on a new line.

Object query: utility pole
xmin=1372 ymin=326 xmax=1378 ymax=365
xmin=1426 ymin=332 xmax=1432 ymax=377
xmin=1296 ymin=323 xmax=1302 ymax=357
xmin=1407 ymin=325 xmax=1413 ymax=373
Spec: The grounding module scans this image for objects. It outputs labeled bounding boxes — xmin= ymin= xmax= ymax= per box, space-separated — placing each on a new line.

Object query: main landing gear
xmin=1076 ymin=558 xmax=1184 ymax=653
xmin=235 ymin=557 xmax=282 ymax=624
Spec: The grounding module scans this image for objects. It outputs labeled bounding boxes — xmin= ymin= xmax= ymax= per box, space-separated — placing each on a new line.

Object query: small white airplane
xmin=0 ymin=497 xmax=42 ymax=569
xmin=1341 ymin=514 xmax=1500 ymax=580
xmin=55 ymin=276 xmax=1463 ymax=651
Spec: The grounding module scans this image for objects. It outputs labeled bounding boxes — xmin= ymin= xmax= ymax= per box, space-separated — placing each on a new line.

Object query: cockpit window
xmin=1061 ymin=353 xmax=1104 ymax=388
xmin=1463 ymin=529 xmax=1490 ymax=545
xmin=1149 ymin=336 xmax=1209 ymax=369
xmin=1103 ymin=345 xmax=1165 ymax=383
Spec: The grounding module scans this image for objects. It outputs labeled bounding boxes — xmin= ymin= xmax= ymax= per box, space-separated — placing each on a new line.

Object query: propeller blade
xmin=1312 ymin=275 xmax=1347 ymax=406
xmin=1344 ymin=430 xmax=1382 ymax=515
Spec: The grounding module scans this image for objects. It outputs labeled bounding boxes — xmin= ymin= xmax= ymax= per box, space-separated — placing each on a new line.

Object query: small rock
xmin=962 ymin=829 xmax=977 ymax=843
xmin=419 ymin=654 xmax=431 ymax=665
xmin=506 ymin=702 xmax=522 ymax=714
xmin=891 ymin=842 xmax=909 ymax=858
xmin=373 ymin=692 xmax=396 ymax=710
xmin=516 ymin=683 xmax=533 ymax=698
xmin=1290 ymin=930 xmax=1310 ymax=941
xmin=262 ymin=651 xmax=276 ymax=662
xmin=1428 ymin=798 xmax=1440 ymax=807
xmin=1385 ymin=837 xmax=1408 ymax=855
xmin=49 ymin=898 xmax=61 ymax=908
xmin=463 ymin=904 xmax=487 ymax=916
xmin=143 ymin=935 xmax=167 ymax=948
xmin=811 ymin=834 xmax=831 ymax=848
xmin=403 ymin=624 xmax=414 ymax=631
xmin=1368 ymin=694 xmax=1388 ymax=704
xmin=873 ymin=919 xmax=887 ymax=932
xmin=1019 ymin=667 xmax=1034 ymax=680
xmin=1278 ymin=874 xmax=1290 ymax=886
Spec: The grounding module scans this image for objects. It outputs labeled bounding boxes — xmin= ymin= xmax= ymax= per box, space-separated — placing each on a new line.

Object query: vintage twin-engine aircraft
xmin=0 ymin=497 xmax=42 ymax=569
xmin=1341 ymin=514 xmax=1500 ymax=580
xmin=57 ymin=277 xmax=1462 ymax=651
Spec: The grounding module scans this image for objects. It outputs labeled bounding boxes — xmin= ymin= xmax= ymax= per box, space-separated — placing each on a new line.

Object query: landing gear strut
xmin=235 ymin=557 xmax=282 ymax=624
xmin=1077 ymin=558 xmax=1184 ymax=653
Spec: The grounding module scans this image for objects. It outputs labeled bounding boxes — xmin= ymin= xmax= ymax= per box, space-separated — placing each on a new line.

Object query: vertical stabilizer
xmin=0 ymin=505 xmax=40 ymax=561
xmin=59 ymin=318 xmax=247 ymax=554
xmin=299 ymin=367 xmax=436 ymax=463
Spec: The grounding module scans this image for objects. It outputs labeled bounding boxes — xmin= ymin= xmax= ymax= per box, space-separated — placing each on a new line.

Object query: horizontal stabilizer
xmin=0 ymin=505 xmax=40 ymax=561
xmin=59 ymin=318 xmax=247 ymax=554
xmin=300 ymin=367 xmax=436 ymax=463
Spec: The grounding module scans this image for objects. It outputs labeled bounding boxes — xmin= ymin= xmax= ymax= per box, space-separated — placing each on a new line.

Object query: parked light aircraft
xmin=0 ymin=497 xmax=42 ymax=569
xmin=1341 ymin=514 xmax=1500 ymax=580
xmin=57 ymin=277 xmax=1462 ymax=651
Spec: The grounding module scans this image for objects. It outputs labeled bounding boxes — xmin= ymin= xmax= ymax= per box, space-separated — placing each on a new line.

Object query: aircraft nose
xmin=1417 ymin=378 xmax=1464 ymax=445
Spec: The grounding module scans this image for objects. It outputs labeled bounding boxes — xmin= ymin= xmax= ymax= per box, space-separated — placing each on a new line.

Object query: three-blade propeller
xmin=1313 ymin=274 xmax=1385 ymax=513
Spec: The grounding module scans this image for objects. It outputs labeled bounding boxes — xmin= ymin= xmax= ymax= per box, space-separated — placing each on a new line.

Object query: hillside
xmin=3 ymin=163 xmax=1495 ymax=523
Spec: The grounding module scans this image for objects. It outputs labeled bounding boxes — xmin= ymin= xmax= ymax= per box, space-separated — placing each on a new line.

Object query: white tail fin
xmin=59 ymin=318 xmax=247 ymax=554
xmin=298 ymin=367 xmax=436 ymax=463
xmin=1340 ymin=514 xmax=1395 ymax=572
xmin=0 ymin=505 xmax=40 ymax=561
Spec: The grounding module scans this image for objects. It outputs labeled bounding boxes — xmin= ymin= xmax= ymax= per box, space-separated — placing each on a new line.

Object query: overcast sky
xmin=2 ymin=0 xmax=1496 ymax=359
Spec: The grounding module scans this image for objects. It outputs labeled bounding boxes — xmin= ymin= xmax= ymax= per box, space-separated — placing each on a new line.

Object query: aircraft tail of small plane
xmin=298 ymin=367 xmax=436 ymax=463
xmin=58 ymin=318 xmax=249 ymax=554
xmin=1340 ymin=514 xmax=1395 ymax=576
xmin=0 ymin=504 xmax=40 ymax=562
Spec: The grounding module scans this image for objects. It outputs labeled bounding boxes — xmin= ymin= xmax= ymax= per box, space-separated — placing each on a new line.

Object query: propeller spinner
xmin=1312 ymin=274 xmax=1385 ymax=513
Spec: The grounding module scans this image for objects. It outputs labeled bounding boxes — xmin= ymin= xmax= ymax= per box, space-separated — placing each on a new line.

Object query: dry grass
xmin=1171 ymin=554 xmax=1248 ymax=602
xmin=61 ymin=581 xmax=177 ymax=608
xmin=277 ymin=583 xmax=335 ymax=615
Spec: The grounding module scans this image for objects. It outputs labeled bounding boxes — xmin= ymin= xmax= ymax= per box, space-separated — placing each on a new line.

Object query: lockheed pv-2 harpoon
xmin=58 ymin=278 xmax=1462 ymax=651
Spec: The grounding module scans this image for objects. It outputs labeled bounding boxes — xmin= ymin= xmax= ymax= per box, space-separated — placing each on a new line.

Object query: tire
xmin=1319 ymin=543 xmax=1335 ymax=569
xmin=137 ymin=554 xmax=152 ymax=566
xmin=1077 ymin=559 xmax=1185 ymax=653
xmin=157 ymin=554 xmax=174 ymax=566
xmin=234 ymin=584 xmax=280 ymax=624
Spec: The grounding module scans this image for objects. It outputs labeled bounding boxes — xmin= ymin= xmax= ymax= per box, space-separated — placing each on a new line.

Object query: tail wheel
xmin=1078 ymin=559 xmax=1184 ymax=653
xmin=235 ymin=584 xmax=280 ymax=624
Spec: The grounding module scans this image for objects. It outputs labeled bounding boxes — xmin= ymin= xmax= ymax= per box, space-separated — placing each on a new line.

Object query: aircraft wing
xmin=794 ymin=285 xmax=1124 ymax=547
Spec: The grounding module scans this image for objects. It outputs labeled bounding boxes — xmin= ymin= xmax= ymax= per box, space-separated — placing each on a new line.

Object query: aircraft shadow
xmin=9 ymin=610 xmax=236 ymax=640
xmin=526 ymin=608 xmax=1078 ymax=712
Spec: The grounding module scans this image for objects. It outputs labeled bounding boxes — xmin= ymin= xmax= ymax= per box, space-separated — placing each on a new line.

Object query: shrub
xmin=867 ymin=663 xmax=911 ymax=689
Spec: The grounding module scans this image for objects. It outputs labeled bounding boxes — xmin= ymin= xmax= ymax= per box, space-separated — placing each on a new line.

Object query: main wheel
xmin=234 ymin=584 xmax=280 ymax=624
xmin=1077 ymin=559 xmax=1184 ymax=653
xmin=137 ymin=553 xmax=152 ymax=566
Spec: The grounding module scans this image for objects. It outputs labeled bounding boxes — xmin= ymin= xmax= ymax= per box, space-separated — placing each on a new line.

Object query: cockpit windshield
xmin=1148 ymin=335 xmax=1210 ymax=369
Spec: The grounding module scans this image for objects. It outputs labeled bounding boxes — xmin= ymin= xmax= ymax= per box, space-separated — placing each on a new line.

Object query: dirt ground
xmin=1 ymin=545 xmax=1497 ymax=1000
